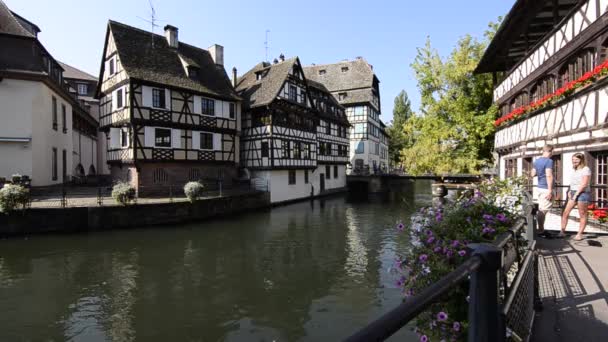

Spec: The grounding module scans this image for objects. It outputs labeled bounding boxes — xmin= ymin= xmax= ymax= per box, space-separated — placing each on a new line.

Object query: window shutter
xmin=192 ymin=95 xmax=201 ymax=114
xmin=109 ymin=128 xmax=119 ymax=148
xmin=222 ymin=101 xmax=230 ymax=118
xmin=192 ymin=131 xmax=200 ymax=149
xmin=165 ymin=89 xmax=171 ymax=110
xmin=144 ymin=127 xmax=154 ymax=147
xmin=172 ymin=129 xmax=181 ymax=148
xmin=213 ymin=133 xmax=222 ymax=151
xmin=142 ymin=86 xmax=152 ymax=107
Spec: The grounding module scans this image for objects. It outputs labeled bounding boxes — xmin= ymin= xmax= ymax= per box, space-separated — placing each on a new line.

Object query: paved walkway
xmin=533 ymin=235 xmax=608 ymax=341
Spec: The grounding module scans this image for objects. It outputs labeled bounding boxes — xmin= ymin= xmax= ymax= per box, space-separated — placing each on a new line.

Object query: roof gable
xmin=104 ymin=20 xmax=239 ymax=100
xmin=236 ymin=57 xmax=301 ymax=108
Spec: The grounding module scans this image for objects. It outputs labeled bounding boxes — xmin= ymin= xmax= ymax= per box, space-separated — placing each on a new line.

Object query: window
xmin=121 ymin=128 xmax=129 ymax=147
xmin=288 ymin=170 xmax=296 ymax=185
xmin=341 ymin=66 xmax=349 ymax=72
xmin=229 ymin=103 xmax=236 ymax=119
xmin=327 ymin=143 xmax=332 ymax=156
xmin=116 ymin=88 xmax=124 ymax=109
xmin=202 ymin=98 xmax=215 ymax=116
xmin=325 ymin=165 xmax=331 ymax=179
xmin=153 ymin=168 xmax=169 ymax=184
xmin=326 ymin=123 xmax=331 ymax=135
xmin=319 ymin=142 xmax=326 ymax=156
xmin=154 ymin=128 xmax=171 ymax=147
xmin=318 ymin=69 xmax=326 ymax=75
xmin=505 ymin=158 xmax=517 ymax=179
xmin=52 ymin=96 xmax=57 ymax=130
xmin=288 ymin=85 xmax=297 ymax=102
xmin=334 ymin=165 xmax=338 ymax=178
xmin=355 ymin=123 xmax=366 ymax=134
xmin=77 ymin=83 xmax=88 ymax=95
xmin=338 ymin=93 xmax=347 ymax=101
xmin=261 ymin=141 xmax=269 ymax=157
xmin=52 ymin=147 xmax=57 ymax=181
xmin=189 ymin=168 xmax=201 ymax=181
xmin=594 ymin=152 xmax=608 ymax=207
xmin=152 ymin=88 xmax=165 ymax=108
xmin=109 ymin=58 xmax=115 ymax=75
xmin=304 ymin=170 xmax=309 ymax=184
xmin=282 ymin=140 xmax=290 ymax=158
xmin=200 ymin=132 xmax=213 ymax=150
xmin=355 ymin=141 xmax=364 ymax=154
xmin=294 ymin=141 xmax=301 ymax=159
xmin=61 ymin=105 xmax=67 ymax=133
xmin=303 ymin=143 xmax=310 ymax=159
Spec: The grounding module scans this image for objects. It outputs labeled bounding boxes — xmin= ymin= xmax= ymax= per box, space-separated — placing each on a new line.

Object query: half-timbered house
xmin=477 ymin=0 xmax=608 ymax=205
xmin=236 ymin=56 xmax=320 ymax=203
xmin=96 ymin=21 xmax=241 ymax=195
xmin=304 ymin=58 xmax=389 ymax=174
xmin=0 ymin=1 xmax=98 ymax=186
xmin=307 ymin=79 xmax=351 ymax=191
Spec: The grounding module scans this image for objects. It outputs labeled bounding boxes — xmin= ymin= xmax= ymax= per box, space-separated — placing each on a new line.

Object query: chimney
xmin=164 ymin=25 xmax=178 ymax=48
xmin=208 ymin=44 xmax=224 ymax=66
xmin=279 ymin=53 xmax=285 ymax=62
xmin=232 ymin=67 xmax=237 ymax=87
xmin=273 ymin=58 xmax=278 ymax=64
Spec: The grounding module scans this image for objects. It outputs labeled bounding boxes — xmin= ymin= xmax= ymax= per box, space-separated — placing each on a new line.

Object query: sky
xmin=6 ymin=0 xmax=514 ymax=124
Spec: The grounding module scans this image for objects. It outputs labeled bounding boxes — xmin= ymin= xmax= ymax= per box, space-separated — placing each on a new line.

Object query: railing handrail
xmin=344 ymin=255 xmax=483 ymax=342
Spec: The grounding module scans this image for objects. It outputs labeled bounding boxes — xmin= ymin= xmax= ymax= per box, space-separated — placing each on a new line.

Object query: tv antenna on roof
xmin=264 ymin=29 xmax=270 ymax=62
xmin=137 ymin=0 xmax=165 ymax=48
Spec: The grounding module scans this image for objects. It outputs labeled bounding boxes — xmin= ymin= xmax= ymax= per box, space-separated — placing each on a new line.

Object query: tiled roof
xmin=0 ymin=0 xmax=34 ymax=37
xmin=107 ymin=20 xmax=239 ymax=101
xmin=58 ymin=61 xmax=98 ymax=82
xmin=235 ymin=57 xmax=298 ymax=109
xmin=303 ymin=58 xmax=376 ymax=92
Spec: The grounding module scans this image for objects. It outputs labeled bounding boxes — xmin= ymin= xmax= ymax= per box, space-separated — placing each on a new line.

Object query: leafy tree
xmin=398 ymin=21 xmax=500 ymax=175
xmin=388 ymin=90 xmax=414 ymax=167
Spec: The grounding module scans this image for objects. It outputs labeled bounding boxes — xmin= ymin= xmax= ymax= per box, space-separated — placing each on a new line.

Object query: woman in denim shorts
xmin=560 ymin=153 xmax=592 ymax=240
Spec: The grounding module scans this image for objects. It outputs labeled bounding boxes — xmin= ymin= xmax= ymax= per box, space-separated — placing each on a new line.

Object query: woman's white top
xmin=570 ymin=166 xmax=591 ymax=192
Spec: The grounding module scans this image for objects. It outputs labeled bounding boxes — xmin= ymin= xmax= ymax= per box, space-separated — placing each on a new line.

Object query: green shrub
xmin=11 ymin=174 xmax=22 ymax=184
xmin=112 ymin=182 xmax=136 ymax=206
xmin=0 ymin=184 xmax=29 ymax=213
xmin=184 ymin=181 xmax=204 ymax=202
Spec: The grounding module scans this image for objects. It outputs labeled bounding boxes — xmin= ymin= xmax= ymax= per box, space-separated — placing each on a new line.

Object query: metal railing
xmin=25 ymin=178 xmax=269 ymax=208
xmin=345 ymin=196 xmax=538 ymax=342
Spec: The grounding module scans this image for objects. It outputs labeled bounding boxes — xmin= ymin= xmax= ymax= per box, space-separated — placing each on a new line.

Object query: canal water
xmin=0 ymin=180 xmax=432 ymax=342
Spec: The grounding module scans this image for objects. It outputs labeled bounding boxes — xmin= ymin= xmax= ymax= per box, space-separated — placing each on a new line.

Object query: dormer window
xmin=341 ymin=66 xmax=348 ymax=72
xmin=338 ymin=92 xmax=347 ymax=101
xmin=188 ymin=66 xmax=199 ymax=79
xmin=319 ymin=69 xmax=326 ymax=75
xmin=77 ymin=83 xmax=88 ymax=95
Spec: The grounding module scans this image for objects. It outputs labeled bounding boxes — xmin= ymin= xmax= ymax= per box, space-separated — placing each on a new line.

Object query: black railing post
xmin=97 ymin=187 xmax=103 ymax=206
xmin=219 ymin=179 xmax=223 ymax=197
xmin=61 ymin=186 xmax=67 ymax=208
xmin=169 ymin=185 xmax=173 ymax=203
xmin=468 ymin=243 xmax=504 ymax=342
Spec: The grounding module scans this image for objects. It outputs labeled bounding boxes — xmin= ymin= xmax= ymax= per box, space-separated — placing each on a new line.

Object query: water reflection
xmin=0 ymin=180 xmax=432 ymax=341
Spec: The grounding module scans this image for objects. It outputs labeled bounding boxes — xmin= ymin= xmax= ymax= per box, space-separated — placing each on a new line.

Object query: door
xmin=320 ymin=173 xmax=325 ymax=192
xmin=62 ymin=149 xmax=67 ymax=183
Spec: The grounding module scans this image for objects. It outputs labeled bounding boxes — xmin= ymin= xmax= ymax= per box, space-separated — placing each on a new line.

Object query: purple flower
xmin=483 ymin=214 xmax=494 ymax=221
xmin=396 ymin=222 xmax=405 ymax=231
xmin=436 ymin=213 xmax=443 ymax=221
xmin=466 ymin=217 xmax=472 ymax=223
xmin=425 ymin=230 xmax=434 ymax=237
xmin=420 ymin=335 xmax=428 ymax=342
xmin=458 ymin=250 xmax=467 ymax=257
xmin=451 ymin=240 xmax=460 ymax=248
xmin=396 ymin=276 xmax=406 ymax=287
xmin=437 ymin=311 xmax=448 ymax=321
xmin=482 ymin=227 xmax=491 ymax=234
xmin=496 ymin=213 xmax=507 ymax=222
xmin=434 ymin=246 xmax=442 ymax=253
xmin=427 ymin=236 xmax=435 ymax=244
xmin=419 ymin=254 xmax=428 ymax=263
xmin=446 ymin=250 xmax=454 ymax=258
xmin=394 ymin=259 xmax=403 ymax=269
xmin=453 ymin=321 xmax=461 ymax=332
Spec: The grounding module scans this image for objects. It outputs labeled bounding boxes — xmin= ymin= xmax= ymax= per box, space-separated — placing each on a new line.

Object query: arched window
xmin=88 ymin=165 xmax=96 ymax=175
xmin=75 ymin=164 xmax=85 ymax=176
xmin=559 ymin=48 xmax=595 ymax=87
xmin=509 ymin=92 xmax=529 ymax=111
xmin=531 ymin=76 xmax=556 ymax=102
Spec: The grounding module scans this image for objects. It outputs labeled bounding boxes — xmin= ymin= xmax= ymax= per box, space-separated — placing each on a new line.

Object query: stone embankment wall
xmin=0 ymin=192 xmax=270 ymax=237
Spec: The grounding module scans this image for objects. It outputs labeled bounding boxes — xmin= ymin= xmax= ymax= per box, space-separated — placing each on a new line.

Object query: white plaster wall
xmin=316 ymin=164 xmax=347 ymax=191
xmin=31 ymin=84 xmax=73 ymax=186
xmin=0 ymin=79 xmax=34 ymax=179
xmin=72 ymin=132 xmax=98 ymax=175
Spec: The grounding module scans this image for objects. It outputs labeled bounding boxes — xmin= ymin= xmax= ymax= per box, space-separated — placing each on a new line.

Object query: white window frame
xmin=151 ymin=88 xmax=167 ymax=110
xmin=77 ymin=83 xmax=88 ymax=95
